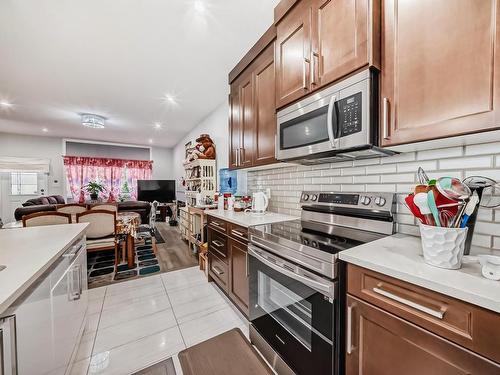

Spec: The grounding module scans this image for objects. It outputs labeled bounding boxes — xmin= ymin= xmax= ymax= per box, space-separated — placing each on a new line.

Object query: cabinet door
xmin=228 ymin=238 xmax=249 ymax=316
xmin=312 ymin=0 xmax=370 ymax=88
xmin=346 ymin=295 xmax=500 ymax=375
xmin=239 ymin=75 xmax=254 ymax=167
xmin=275 ymin=0 xmax=312 ymax=108
xmin=253 ymin=43 xmax=277 ymax=166
xmin=381 ymin=0 xmax=500 ymax=146
xmin=229 ymin=86 xmax=240 ymax=169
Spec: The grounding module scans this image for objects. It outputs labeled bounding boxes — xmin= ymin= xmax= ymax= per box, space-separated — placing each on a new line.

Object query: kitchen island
xmin=206 ymin=209 xmax=299 ymax=228
xmin=0 ymin=223 xmax=88 ymax=375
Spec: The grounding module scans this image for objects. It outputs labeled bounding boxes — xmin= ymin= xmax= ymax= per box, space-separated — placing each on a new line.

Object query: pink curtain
xmin=63 ymin=156 xmax=153 ymax=203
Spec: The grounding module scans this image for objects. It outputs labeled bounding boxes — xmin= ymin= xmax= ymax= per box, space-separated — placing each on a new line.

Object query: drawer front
xmin=208 ymin=216 xmax=228 ymax=233
xmin=347 ymin=264 xmax=500 ymax=364
xmin=209 ymin=251 xmax=229 ymax=292
xmin=228 ymin=223 xmax=248 ymax=243
xmin=208 ymin=228 xmax=228 ymax=262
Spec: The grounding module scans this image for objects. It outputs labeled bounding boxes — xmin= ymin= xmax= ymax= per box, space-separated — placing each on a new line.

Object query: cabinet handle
xmin=211 ymin=221 xmax=222 ymax=227
xmin=231 ymin=229 xmax=246 ymax=238
xmin=212 ymin=266 xmax=224 ymax=275
xmin=245 ymin=253 xmax=249 ymax=277
xmin=0 ymin=315 xmax=17 ymax=375
xmin=372 ymin=287 xmax=444 ymax=319
xmin=212 ymin=240 xmax=224 ymax=248
xmin=234 ymin=148 xmax=239 ymax=166
xmin=311 ymin=52 xmax=319 ymax=86
xmin=346 ymin=304 xmax=354 ymax=354
xmin=302 ymin=58 xmax=310 ymax=90
xmin=240 ymin=148 xmax=244 ymax=165
xmin=382 ymin=97 xmax=390 ymax=139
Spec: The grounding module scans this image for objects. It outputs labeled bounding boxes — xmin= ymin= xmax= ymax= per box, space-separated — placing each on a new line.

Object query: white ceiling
xmin=0 ymin=0 xmax=278 ymax=147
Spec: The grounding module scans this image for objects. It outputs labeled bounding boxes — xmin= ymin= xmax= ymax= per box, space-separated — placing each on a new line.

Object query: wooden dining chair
xmin=89 ymin=203 xmax=118 ymax=212
xmin=76 ymin=210 xmax=119 ymax=268
xmin=22 ymin=212 xmax=72 ymax=227
xmin=56 ymin=203 xmax=88 ymax=215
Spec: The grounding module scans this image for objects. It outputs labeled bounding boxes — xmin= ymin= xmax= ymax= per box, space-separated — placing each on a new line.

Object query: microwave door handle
xmin=248 ymin=245 xmax=334 ymax=297
xmin=327 ymin=95 xmax=338 ymax=148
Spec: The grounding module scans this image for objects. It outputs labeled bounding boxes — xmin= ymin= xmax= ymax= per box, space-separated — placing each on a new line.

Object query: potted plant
xmin=84 ymin=180 xmax=106 ymax=201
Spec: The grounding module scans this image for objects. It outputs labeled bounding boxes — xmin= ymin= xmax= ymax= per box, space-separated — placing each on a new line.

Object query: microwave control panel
xmin=338 ymin=92 xmax=362 ymax=136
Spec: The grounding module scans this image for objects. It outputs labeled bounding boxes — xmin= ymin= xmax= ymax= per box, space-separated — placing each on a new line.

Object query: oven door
xmin=248 ymin=245 xmax=335 ymax=375
xmin=276 ymin=85 xmax=340 ymax=161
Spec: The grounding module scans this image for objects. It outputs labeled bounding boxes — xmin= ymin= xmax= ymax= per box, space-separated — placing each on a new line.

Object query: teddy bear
xmin=193 ymin=134 xmax=216 ymax=160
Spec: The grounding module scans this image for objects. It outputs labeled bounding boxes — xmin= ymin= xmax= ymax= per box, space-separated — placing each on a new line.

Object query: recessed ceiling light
xmin=148 ymin=139 xmax=153 ymax=144
xmin=154 ymin=123 xmax=162 ymax=129
xmin=42 ymin=128 xmax=48 ymax=133
xmin=81 ymin=113 xmax=106 ymax=129
xmin=0 ymin=100 xmax=12 ymax=108
xmin=194 ymin=0 xmax=206 ymax=13
xmin=164 ymin=94 xmax=176 ymax=104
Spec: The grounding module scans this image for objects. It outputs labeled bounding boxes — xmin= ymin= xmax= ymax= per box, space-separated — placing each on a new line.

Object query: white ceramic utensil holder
xmin=419 ymin=223 xmax=468 ymax=269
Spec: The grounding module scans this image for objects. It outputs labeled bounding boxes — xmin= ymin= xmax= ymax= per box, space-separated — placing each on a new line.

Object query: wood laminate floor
xmin=155 ymin=222 xmax=198 ymax=272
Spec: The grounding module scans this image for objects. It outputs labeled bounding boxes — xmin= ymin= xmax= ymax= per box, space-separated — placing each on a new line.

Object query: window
xmin=11 ymin=172 xmax=38 ymax=195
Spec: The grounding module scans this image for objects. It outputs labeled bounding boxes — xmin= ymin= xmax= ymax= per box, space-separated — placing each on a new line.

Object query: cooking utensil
xmin=427 ymin=190 xmax=441 ymax=227
xmin=414 ymin=185 xmax=428 ymax=194
xmin=405 ymin=194 xmax=424 ymax=223
xmin=436 ymin=177 xmax=471 ymax=201
xmin=463 ymin=175 xmax=500 ymax=208
xmin=414 ymin=192 xmax=434 ymax=225
xmin=460 ymin=192 xmax=479 ymax=228
xmin=417 ymin=167 xmax=430 ymax=185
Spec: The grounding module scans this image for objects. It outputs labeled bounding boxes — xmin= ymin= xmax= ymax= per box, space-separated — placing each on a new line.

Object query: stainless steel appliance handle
xmin=346 ymin=304 xmax=353 ymax=354
xmin=373 ymin=287 xmax=444 ymax=319
xmin=248 ymin=245 xmax=334 ymax=297
xmin=382 ymin=97 xmax=390 ymax=139
xmin=327 ymin=95 xmax=337 ymax=148
xmin=0 ymin=316 xmax=17 ymax=375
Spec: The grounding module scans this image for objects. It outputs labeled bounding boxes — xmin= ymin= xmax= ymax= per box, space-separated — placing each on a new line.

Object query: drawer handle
xmin=211 ymin=221 xmax=222 ymax=227
xmin=373 ymin=287 xmax=444 ymax=319
xmin=231 ymin=229 xmax=246 ymax=238
xmin=212 ymin=240 xmax=224 ymax=248
xmin=213 ymin=266 xmax=224 ymax=276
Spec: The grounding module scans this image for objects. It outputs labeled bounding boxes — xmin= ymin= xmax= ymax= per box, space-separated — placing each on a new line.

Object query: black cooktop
xmin=253 ymin=219 xmax=384 ymax=255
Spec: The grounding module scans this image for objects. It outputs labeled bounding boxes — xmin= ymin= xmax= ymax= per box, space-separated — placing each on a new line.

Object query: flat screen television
xmin=137 ymin=180 xmax=176 ymax=203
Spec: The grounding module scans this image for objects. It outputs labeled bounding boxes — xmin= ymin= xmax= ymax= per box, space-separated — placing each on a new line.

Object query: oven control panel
xmin=300 ymin=191 xmax=395 ymax=211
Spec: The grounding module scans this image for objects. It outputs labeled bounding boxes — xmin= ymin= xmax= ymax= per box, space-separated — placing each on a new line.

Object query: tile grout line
xmin=159 ymin=274 xmax=189 ymax=349
xmin=84 ymin=286 xmax=107 ymax=375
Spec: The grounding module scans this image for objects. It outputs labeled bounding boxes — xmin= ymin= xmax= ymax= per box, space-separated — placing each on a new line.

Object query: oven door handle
xmin=248 ymin=245 xmax=334 ymax=298
xmin=327 ymin=94 xmax=338 ymax=148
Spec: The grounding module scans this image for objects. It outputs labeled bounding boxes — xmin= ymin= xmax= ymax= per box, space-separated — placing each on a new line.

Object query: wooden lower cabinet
xmin=207 ymin=219 xmax=249 ymax=317
xmin=228 ymin=238 xmax=250 ymax=316
xmin=346 ymin=295 xmax=500 ymax=375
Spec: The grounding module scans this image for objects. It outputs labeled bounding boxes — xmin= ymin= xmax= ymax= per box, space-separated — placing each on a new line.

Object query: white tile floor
xmin=72 ymin=266 xmax=248 ymax=375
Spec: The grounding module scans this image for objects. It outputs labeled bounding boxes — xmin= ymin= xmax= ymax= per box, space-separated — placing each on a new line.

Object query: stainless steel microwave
xmin=276 ymin=69 xmax=395 ymax=164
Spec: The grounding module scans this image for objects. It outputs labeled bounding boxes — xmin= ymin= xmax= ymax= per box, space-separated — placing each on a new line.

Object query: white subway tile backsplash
xmin=439 ymin=156 xmax=492 ymax=170
xmin=465 ymin=142 xmax=500 ymax=156
xmin=248 ymin=142 xmax=500 ymax=250
xmin=418 ymin=147 xmax=463 ymax=160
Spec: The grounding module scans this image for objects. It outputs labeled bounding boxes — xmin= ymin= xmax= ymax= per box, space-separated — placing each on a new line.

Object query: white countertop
xmin=339 ymin=234 xmax=500 ymax=313
xmin=207 ymin=209 xmax=299 ymax=228
xmin=0 ymin=224 xmax=88 ymax=315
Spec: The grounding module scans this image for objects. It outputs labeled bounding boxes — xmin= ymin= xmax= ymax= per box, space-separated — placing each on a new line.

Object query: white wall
xmin=0 ymin=132 xmax=174 ymax=195
xmin=173 ymin=101 xmax=229 ymax=200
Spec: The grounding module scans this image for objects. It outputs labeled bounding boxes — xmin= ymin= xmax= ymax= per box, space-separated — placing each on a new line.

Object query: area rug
xmin=87 ymin=237 xmax=163 ymax=289
xmin=132 ymin=357 xmax=176 ymax=375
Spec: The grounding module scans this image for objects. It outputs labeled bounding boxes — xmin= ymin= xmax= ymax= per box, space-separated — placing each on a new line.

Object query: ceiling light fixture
xmin=148 ymin=139 xmax=153 ymax=144
xmin=154 ymin=122 xmax=162 ymax=129
xmin=42 ymin=128 xmax=48 ymax=133
xmin=81 ymin=113 xmax=106 ymax=129
xmin=164 ymin=94 xmax=176 ymax=104
xmin=194 ymin=0 xmax=206 ymax=13
xmin=0 ymin=100 xmax=12 ymax=108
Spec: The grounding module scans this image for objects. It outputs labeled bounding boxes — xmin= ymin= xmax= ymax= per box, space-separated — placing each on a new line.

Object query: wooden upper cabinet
xmin=253 ymin=43 xmax=277 ymax=166
xmin=346 ymin=296 xmax=500 ymax=375
xmin=239 ymin=76 xmax=255 ymax=168
xmin=228 ymin=87 xmax=240 ymax=169
xmin=228 ymin=26 xmax=277 ymax=169
xmin=312 ymin=0 xmax=370 ymax=88
xmin=275 ymin=0 xmax=311 ymax=108
xmin=381 ymin=0 xmax=500 ymax=146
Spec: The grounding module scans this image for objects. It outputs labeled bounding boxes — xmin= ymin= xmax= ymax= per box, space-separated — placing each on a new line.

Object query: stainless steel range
xmin=248 ymin=191 xmax=396 ymax=375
